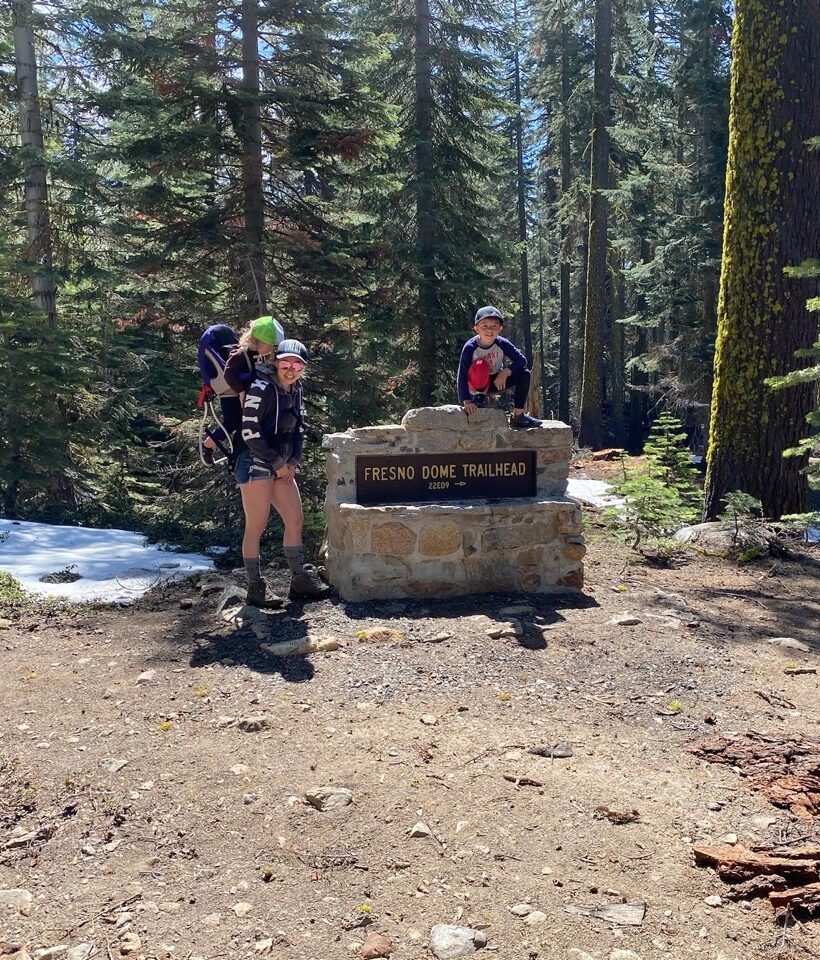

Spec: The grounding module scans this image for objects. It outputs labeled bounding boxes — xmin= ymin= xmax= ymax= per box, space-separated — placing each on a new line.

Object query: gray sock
xmin=244 ymin=557 xmax=262 ymax=582
xmin=283 ymin=546 xmax=304 ymax=575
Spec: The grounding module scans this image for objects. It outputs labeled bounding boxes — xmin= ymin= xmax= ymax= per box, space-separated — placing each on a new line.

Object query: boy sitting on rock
xmin=456 ymin=305 xmax=542 ymax=428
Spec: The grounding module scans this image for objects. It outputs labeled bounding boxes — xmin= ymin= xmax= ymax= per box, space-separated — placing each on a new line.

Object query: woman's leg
xmin=269 ymin=476 xmax=303 ymax=548
xmin=240 ymin=478 xmax=275 ymax=558
xmin=270 ymin=478 xmax=331 ymax=600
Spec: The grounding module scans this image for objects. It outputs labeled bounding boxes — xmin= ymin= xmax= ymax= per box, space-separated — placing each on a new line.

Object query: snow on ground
xmin=566 ymin=476 xmax=624 ymax=508
xmin=0 ymin=519 xmax=213 ymax=604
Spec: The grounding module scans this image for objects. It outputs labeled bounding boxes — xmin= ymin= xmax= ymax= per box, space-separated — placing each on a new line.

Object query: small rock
xmin=238 ymin=716 xmax=270 ymax=733
xmin=231 ymin=764 xmax=250 ymax=775
xmin=179 ymin=598 xmax=194 ymax=610
xmin=567 ymin=951 xmax=597 ymax=960
xmin=118 ymin=933 xmax=141 ymax=956
xmin=305 ymin=786 xmax=353 ymax=811
xmin=356 ymin=627 xmax=405 ymax=644
xmin=541 ymin=866 xmax=553 ymax=875
xmin=33 ymin=949 xmax=68 ymax=960
xmin=64 ymin=947 xmax=98 ymax=960
xmin=99 ymin=758 xmax=129 ymax=773
xmin=704 ymin=895 xmax=722 ymax=907
xmin=242 ymin=793 xmax=257 ymax=805
xmin=610 ymin=951 xmax=642 ymax=960
xmin=706 ymin=801 xmax=722 ymax=811
xmin=509 ymin=903 xmax=532 ymax=917
xmin=360 ymin=932 xmax=394 ymax=959
xmin=430 ymin=924 xmax=487 ymax=959
xmin=420 ymin=714 xmax=438 ymax=726
xmin=232 ymin=901 xmax=253 ymax=917
xmin=202 ymin=912 xmax=221 ymax=927
xmin=608 ymin=614 xmax=641 ymax=626
xmin=427 ymin=632 xmax=451 ymax=644
xmin=766 ymin=637 xmax=810 ymax=653
xmin=0 ymin=888 xmax=34 ymax=916
xmin=524 ymin=910 xmax=547 ymax=925
xmin=135 ymin=669 xmax=156 ymax=684
xmin=253 ymin=940 xmax=273 ymax=954
xmin=408 ymin=821 xmax=432 ymax=838
xmin=720 ymin=833 xmax=738 ymax=845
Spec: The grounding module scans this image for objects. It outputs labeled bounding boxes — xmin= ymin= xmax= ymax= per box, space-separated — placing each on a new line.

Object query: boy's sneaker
xmin=510 ymin=412 xmax=543 ymax=429
xmin=289 ymin=568 xmax=333 ymax=601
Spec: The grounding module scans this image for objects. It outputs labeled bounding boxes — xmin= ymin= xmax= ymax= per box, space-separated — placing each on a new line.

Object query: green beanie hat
xmin=250 ymin=315 xmax=285 ymax=346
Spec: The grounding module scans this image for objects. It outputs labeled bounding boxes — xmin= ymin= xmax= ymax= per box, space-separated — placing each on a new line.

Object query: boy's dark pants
xmin=489 ymin=368 xmax=531 ymax=409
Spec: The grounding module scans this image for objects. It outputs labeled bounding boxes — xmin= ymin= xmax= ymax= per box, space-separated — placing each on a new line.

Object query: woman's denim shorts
xmin=234 ymin=448 xmax=275 ymax=485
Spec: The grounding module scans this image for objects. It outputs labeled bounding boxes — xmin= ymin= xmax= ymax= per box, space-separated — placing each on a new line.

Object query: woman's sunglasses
xmin=277 ymin=359 xmax=305 ymax=370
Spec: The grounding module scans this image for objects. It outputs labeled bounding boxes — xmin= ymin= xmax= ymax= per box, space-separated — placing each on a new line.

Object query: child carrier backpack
xmin=197 ymin=324 xmax=244 ymax=468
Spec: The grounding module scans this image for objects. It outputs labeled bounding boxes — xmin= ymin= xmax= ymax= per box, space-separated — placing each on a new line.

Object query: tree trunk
xmin=12 ymin=0 xmax=56 ymax=327
xmin=240 ymin=0 xmax=266 ymax=320
xmin=578 ymin=0 xmax=611 ymax=449
xmin=704 ymin=0 xmax=820 ymax=520
xmin=513 ymin=0 xmax=532 ymax=365
xmin=609 ymin=249 xmax=626 ymax=447
xmin=558 ymin=20 xmax=571 ymax=424
xmin=415 ymin=0 xmax=437 ymax=404
xmin=627 ymin=236 xmax=651 ymax=453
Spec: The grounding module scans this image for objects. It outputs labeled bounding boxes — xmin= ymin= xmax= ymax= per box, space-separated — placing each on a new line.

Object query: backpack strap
xmin=204 ymin=346 xmax=238 ymax=398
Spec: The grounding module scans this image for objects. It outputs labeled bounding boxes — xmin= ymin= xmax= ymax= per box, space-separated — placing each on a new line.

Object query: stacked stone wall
xmin=323 ymin=406 xmax=584 ymax=601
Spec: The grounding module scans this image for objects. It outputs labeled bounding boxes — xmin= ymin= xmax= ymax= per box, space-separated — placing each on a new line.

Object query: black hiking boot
xmin=245 ymin=579 xmax=284 ymax=610
xmin=289 ymin=568 xmax=333 ymax=601
xmin=510 ymin=411 xmax=543 ymax=429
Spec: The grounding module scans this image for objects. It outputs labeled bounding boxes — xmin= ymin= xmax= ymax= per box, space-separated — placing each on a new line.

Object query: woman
xmin=236 ymin=338 xmax=331 ymax=605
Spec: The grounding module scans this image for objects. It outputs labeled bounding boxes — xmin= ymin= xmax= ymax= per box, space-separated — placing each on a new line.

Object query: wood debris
xmin=689 ymin=731 xmax=820 ymax=821
xmin=693 ymin=842 xmax=820 ymax=916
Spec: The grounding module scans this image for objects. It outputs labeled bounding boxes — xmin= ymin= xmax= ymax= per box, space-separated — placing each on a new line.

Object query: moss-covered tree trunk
xmin=704 ymin=0 xmax=820 ymax=519
xmin=578 ymin=0 xmax=611 ymax=449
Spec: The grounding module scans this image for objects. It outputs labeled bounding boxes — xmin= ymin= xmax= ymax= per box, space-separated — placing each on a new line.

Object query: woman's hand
xmin=275 ymin=464 xmax=296 ymax=481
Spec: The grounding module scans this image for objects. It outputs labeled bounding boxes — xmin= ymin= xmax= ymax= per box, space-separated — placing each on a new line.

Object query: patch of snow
xmin=567 ymin=476 xmax=625 ymax=509
xmin=0 ymin=519 xmax=213 ymax=604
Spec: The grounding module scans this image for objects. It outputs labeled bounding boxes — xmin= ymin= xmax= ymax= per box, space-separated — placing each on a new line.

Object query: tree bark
xmin=703 ymin=0 xmax=820 ymax=519
xmin=558 ymin=19 xmax=571 ymax=424
xmin=12 ymin=0 xmax=56 ymax=327
xmin=415 ymin=0 xmax=437 ymax=404
xmin=240 ymin=0 xmax=267 ymax=320
xmin=578 ymin=0 xmax=611 ymax=448
xmin=513 ymin=0 xmax=533 ymax=365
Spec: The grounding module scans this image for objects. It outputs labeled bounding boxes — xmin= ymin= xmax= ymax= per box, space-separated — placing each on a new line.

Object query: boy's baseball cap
xmin=250 ymin=315 xmax=285 ymax=345
xmin=474 ymin=305 xmax=503 ymax=324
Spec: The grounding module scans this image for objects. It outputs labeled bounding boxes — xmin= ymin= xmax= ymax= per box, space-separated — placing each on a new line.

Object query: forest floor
xmin=1 ymin=478 xmax=819 ymax=960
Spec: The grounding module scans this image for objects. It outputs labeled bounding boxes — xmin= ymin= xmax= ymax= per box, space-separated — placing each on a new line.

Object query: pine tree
xmin=578 ymin=0 xmax=612 ymax=448
xmin=703 ymin=0 xmax=820 ymax=519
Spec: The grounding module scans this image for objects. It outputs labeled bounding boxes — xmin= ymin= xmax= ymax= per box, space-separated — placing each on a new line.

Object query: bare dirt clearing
xmin=1 ymin=536 xmax=818 ymax=960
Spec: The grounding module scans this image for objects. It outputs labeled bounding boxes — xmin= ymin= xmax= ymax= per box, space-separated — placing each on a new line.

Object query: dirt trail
xmin=1 ymin=539 xmax=818 ymax=960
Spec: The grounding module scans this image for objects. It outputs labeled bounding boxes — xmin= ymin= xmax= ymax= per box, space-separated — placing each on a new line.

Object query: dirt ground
xmin=1 ymin=514 xmax=819 ymax=960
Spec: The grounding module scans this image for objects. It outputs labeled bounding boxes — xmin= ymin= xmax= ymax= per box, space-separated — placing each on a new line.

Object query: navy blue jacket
xmin=240 ymin=365 xmax=304 ymax=470
xmin=456 ymin=335 xmax=527 ymax=403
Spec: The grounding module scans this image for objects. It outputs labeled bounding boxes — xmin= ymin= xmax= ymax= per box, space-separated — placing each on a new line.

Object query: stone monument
xmin=323 ymin=405 xmax=584 ymax=601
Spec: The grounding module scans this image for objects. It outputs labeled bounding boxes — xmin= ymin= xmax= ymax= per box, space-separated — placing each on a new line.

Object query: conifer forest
xmin=2 ymin=0 xmax=819 ymax=547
